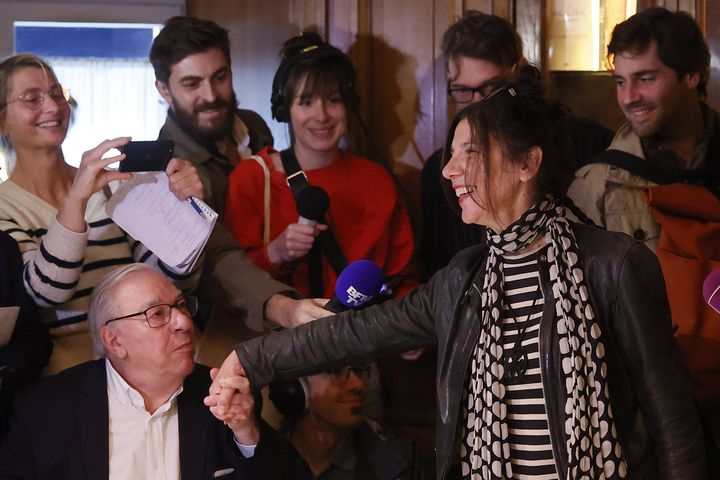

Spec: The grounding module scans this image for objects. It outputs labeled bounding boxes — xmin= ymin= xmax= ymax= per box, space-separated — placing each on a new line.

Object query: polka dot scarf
xmin=462 ymin=197 xmax=627 ymax=479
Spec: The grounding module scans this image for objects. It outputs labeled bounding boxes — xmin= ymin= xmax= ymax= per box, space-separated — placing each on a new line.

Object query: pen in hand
xmin=189 ymin=196 xmax=206 ymax=219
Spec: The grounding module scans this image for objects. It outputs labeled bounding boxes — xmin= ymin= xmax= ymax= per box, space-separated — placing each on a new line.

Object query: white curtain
xmin=49 ymin=57 xmax=167 ymax=167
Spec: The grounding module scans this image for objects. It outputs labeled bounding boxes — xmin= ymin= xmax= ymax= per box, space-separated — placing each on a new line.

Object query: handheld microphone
xmin=703 ymin=269 xmax=720 ymax=313
xmin=324 ymin=260 xmax=384 ymax=313
xmin=297 ymin=186 xmax=330 ymax=226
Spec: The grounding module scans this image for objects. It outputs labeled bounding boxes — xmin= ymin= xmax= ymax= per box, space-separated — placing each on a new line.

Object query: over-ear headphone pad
xmin=268 ymin=378 xmax=307 ymax=417
xmin=270 ymin=42 xmax=359 ymax=123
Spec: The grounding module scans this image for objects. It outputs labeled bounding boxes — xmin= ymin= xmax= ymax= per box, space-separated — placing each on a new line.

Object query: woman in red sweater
xmin=223 ymin=33 xmax=415 ymax=300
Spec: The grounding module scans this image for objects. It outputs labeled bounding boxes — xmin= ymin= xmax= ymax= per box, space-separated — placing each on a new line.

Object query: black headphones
xmin=270 ymin=38 xmax=359 ymax=123
xmin=268 ymin=377 xmax=310 ymax=417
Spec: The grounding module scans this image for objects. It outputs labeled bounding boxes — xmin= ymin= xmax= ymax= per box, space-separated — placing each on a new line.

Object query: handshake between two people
xmin=204 ymin=358 xmax=260 ymax=446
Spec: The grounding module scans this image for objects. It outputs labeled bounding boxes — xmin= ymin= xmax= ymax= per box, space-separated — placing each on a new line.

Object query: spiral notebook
xmin=105 ymin=172 xmax=217 ymax=273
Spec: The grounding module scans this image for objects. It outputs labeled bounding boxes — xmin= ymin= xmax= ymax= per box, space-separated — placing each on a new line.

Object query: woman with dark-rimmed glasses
xmin=0 ymin=53 xmax=202 ymax=374
xmin=210 ymin=65 xmax=705 ymax=479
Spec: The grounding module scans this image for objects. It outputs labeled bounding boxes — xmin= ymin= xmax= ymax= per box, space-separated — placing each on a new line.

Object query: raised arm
xmin=0 ymin=138 xmax=132 ymax=306
xmin=206 ymin=270 xmax=446 ymax=415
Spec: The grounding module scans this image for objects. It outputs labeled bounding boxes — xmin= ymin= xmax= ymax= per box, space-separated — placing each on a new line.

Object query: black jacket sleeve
xmin=235 ymin=270 xmax=444 ymax=389
xmin=610 ymin=243 xmax=706 ymax=479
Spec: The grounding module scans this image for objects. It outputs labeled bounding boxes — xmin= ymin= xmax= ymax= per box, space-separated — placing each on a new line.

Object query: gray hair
xmin=88 ymin=263 xmax=155 ymax=357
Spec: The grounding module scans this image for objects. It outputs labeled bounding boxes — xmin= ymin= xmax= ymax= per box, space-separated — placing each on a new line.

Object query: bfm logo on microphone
xmin=343 ymin=286 xmax=370 ymax=306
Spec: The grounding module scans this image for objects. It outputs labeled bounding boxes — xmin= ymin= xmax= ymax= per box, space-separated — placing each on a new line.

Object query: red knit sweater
xmin=223 ymin=147 xmax=416 ymax=298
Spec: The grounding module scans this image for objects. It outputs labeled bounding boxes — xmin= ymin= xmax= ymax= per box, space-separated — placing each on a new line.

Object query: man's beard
xmin=171 ymin=91 xmax=238 ymax=145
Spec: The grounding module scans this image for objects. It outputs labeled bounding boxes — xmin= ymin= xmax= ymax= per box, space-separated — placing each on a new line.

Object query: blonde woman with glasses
xmin=0 ymin=54 xmax=202 ymax=374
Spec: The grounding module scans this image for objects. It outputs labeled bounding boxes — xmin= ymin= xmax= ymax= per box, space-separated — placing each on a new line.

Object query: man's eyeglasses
xmin=324 ymin=365 xmax=372 ymax=384
xmin=2 ymin=84 xmax=69 ymax=110
xmin=447 ymin=81 xmax=497 ymax=104
xmin=104 ymin=295 xmax=198 ymax=328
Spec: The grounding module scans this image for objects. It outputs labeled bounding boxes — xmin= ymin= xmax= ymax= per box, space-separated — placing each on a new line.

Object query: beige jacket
xmin=567 ymin=123 xmax=661 ymax=252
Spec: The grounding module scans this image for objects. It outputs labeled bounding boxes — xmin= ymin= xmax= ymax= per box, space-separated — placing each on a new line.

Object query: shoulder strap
xmin=697 ymin=131 xmax=720 ymax=199
xmin=700 ymin=126 xmax=720 ymax=183
xmin=587 ymin=149 xmax=677 ymax=185
xmin=591 ymin=144 xmax=720 ymax=189
xmin=279 ymin=149 xmax=349 ymax=295
xmin=249 ymin=155 xmax=272 ymax=245
xmin=280 ymin=149 xmax=307 ymax=198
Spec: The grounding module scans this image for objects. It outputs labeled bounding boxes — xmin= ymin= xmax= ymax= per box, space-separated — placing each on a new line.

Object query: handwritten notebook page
xmin=105 ymin=172 xmax=217 ymax=272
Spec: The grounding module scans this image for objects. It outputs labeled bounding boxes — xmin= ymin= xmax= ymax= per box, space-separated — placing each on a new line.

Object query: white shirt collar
xmin=105 ymin=359 xmax=184 ymax=415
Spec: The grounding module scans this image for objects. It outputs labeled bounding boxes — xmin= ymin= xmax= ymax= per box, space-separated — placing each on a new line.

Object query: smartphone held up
xmin=118 ymin=140 xmax=174 ymax=172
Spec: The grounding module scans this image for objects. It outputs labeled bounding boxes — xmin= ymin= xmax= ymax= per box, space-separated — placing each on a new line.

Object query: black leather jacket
xmin=236 ymin=223 xmax=706 ymax=479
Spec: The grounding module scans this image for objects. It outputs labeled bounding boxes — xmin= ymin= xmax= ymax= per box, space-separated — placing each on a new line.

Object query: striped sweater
xmin=0 ymin=179 xmax=197 ymax=374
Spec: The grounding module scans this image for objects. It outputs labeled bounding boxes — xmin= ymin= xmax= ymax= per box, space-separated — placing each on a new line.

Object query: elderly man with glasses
xmin=0 ymin=263 xmax=311 ymax=480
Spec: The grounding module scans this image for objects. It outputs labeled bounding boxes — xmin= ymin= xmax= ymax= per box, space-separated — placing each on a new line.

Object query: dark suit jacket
xmin=0 ymin=360 xmax=311 ymax=479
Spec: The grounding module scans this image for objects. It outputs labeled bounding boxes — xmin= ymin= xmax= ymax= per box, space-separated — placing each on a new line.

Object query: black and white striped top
xmin=501 ymin=247 xmax=557 ymax=479
xmin=461 ymin=246 xmax=558 ymax=479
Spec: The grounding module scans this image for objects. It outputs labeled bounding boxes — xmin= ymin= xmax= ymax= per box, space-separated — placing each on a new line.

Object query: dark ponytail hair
xmin=270 ymin=32 xmax=359 ymax=123
xmin=440 ymin=65 xmax=573 ymax=217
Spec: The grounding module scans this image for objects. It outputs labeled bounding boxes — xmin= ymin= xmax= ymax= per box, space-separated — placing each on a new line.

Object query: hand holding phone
xmin=119 ymin=140 xmax=174 ymax=172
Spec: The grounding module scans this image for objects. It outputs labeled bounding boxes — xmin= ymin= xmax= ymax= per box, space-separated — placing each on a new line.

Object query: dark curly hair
xmin=441 ymin=11 xmax=523 ymax=76
xmin=608 ymin=7 xmax=709 ymax=98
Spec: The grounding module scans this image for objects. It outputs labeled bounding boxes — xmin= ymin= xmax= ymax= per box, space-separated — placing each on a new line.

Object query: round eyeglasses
xmin=104 ymin=295 xmax=198 ymax=328
xmin=2 ymin=84 xmax=69 ymax=110
xmin=324 ymin=365 xmax=372 ymax=384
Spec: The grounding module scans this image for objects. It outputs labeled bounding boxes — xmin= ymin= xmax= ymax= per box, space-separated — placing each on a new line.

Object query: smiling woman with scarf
xmin=208 ymin=65 xmax=706 ymax=480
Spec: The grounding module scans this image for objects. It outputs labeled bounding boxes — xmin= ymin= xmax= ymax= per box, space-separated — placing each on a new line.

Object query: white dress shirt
xmin=106 ymin=360 xmax=183 ymax=480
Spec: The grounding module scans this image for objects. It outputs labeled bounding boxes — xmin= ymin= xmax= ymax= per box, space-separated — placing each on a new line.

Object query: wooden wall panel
xmin=327 ymin=0 xmax=370 ymax=124
xmin=678 ymin=0 xmax=696 ymax=16
xmin=435 ymin=0 xmax=459 ymax=149
xmin=637 ymin=0 xmax=656 ymax=10
xmin=289 ymin=0 xmax=327 ymax=36
xmin=515 ymin=0 xmax=543 ymax=67
xmin=464 ymin=0 xmax=493 ymax=12
xmin=364 ymin=0 xmax=437 ymax=197
xmin=491 ymin=0 xmax=513 ymax=19
xmin=656 ymin=0 xmax=697 ymax=14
